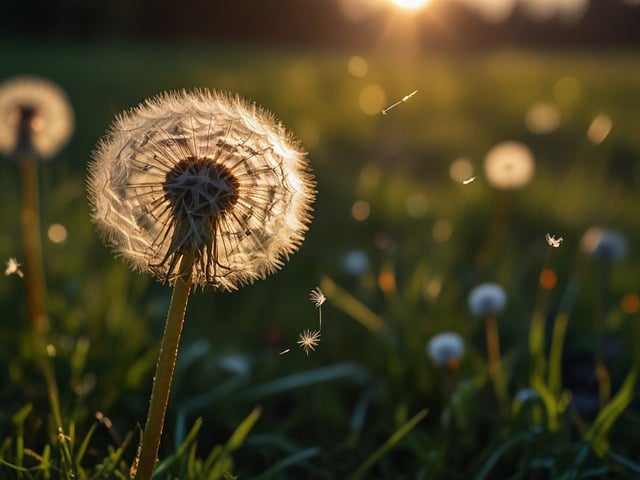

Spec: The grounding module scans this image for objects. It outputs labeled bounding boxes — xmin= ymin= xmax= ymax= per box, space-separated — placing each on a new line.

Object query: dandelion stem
xmin=485 ymin=314 xmax=507 ymax=409
xmin=134 ymin=251 xmax=194 ymax=480
xmin=19 ymin=152 xmax=49 ymax=334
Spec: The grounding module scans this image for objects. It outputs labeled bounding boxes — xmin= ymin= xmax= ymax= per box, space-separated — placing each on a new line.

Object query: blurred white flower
xmin=484 ymin=141 xmax=535 ymax=190
xmin=468 ymin=283 xmax=507 ymax=317
xmin=545 ymin=233 xmax=563 ymax=248
xmin=4 ymin=257 xmax=24 ymax=278
xmin=0 ymin=76 xmax=74 ymax=159
xmin=343 ymin=249 xmax=370 ymax=275
xmin=581 ymin=227 xmax=628 ymax=263
xmin=427 ymin=332 xmax=465 ymax=367
xmin=88 ymin=89 xmax=315 ymax=290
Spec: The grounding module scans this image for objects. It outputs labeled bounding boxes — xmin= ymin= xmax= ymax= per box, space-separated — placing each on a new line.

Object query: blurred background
xmin=1 ymin=0 xmax=640 ymax=478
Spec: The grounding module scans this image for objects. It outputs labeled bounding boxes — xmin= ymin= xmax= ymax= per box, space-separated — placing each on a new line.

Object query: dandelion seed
xmin=88 ymin=89 xmax=316 ymax=290
xmin=381 ymin=89 xmax=418 ymax=115
xmin=545 ymin=233 xmax=563 ymax=248
xmin=462 ymin=176 xmax=476 ymax=185
xmin=309 ymin=286 xmax=326 ymax=307
xmin=297 ymin=329 xmax=321 ymax=355
xmin=278 ymin=348 xmax=291 ymax=355
xmin=4 ymin=257 xmax=24 ymax=278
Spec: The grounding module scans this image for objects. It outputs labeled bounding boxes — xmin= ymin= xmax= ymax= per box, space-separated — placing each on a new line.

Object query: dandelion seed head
xmin=88 ymin=89 xmax=316 ymax=290
xmin=484 ymin=141 xmax=535 ymax=190
xmin=309 ymin=286 xmax=326 ymax=307
xmin=468 ymin=282 xmax=507 ymax=317
xmin=0 ymin=76 xmax=74 ymax=159
xmin=427 ymin=332 xmax=465 ymax=367
xmin=297 ymin=329 xmax=321 ymax=355
xmin=581 ymin=227 xmax=628 ymax=263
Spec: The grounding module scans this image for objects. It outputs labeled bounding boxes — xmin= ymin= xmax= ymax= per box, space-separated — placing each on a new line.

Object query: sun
xmin=389 ymin=0 xmax=432 ymax=11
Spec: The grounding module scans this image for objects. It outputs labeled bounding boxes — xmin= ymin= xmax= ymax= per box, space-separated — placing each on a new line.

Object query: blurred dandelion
xmin=297 ymin=329 xmax=321 ymax=355
xmin=89 ymin=89 xmax=315 ymax=480
xmin=4 ymin=257 xmax=24 ymax=278
xmin=468 ymin=283 xmax=507 ymax=317
xmin=581 ymin=227 xmax=627 ymax=263
xmin=468 ymin=283 xmax=507 ymax=409
xmin=524 ymin=102 xmax=561 ymax=134
xmin=0 ymin=75 xmax=74 ymax=159
xmin=484 ymin=141 xmax=535 ymax=190
xmin=545 ymin=233 xmax=563 ymax=248
xmin=427 ymin=332 xmax=465 ymax=369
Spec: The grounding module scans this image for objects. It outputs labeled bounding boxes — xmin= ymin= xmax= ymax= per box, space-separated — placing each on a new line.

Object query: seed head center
xmin=164 ymin=156 xmax=239 ymax=219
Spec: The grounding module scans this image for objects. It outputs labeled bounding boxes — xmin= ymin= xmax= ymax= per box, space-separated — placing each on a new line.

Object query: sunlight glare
xmin=390 ymin=0 xmax=431 ymax=11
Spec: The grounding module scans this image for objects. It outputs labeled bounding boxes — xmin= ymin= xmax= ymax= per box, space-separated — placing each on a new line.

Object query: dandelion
xmin=297 ymin=329 xmax=321 ymax=355
xmin=89 ymin=89 xmax=315 ymax=480
xmin=581 ymin=227 xmax=627 ymax=263
xmin=0 ymin=76 xmax=74 ymax=159
xmin=483 ymin=141 xmax=535 ymax=190
xmin=4 ymin=257 xmax=24 ymax=278
xmin=545 ymin=233 xmax=563 ymax=248
xmin=468 ymin=283 xmax=507 ymax=318
xmin=468 ymin=282 xmax=507 ymax=409
xmin=89 ymin=89 xmax=315 ymax=290
xmin=427 ymin=332 xmax=465 ymax=369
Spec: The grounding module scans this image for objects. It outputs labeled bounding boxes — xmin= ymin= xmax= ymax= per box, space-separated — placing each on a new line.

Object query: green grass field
xmin=1 ymin=41 xmax=639 ymax=478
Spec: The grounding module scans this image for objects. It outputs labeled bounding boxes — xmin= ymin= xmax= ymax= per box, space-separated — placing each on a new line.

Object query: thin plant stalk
xmin=134 ymin=251 xmax=194 ymax=480
xmin=595 ymin=261 xmax=612 ymax=407
xmin=18 ymin=151 xmax=49 ymax=334
xmin=485 ymin=313 xmax=507 ymax=409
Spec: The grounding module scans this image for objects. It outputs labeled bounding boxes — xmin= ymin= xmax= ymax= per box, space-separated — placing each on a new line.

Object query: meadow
xmin=1 ymin=40 xmax=639 ymax=478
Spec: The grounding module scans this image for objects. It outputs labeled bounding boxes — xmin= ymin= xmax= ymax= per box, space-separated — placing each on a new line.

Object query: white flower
xmin=4 ymin=257 xmax=24 ymax=278
xmin=483 ymin=141 xmax=535 ymax=190
xmin=468 ymin=283 xmax=507 ymax=317
xmin=0 ymin=76 xmax=74 ymax=159
xmin=297 ymin=329 xmax=321 ymax=355
xmin=427 ymin=332 xmax=465 ymax=367
xmin=545 ymin=233 xmax=563 ymax=248
xmin=88 ymin=89 xmax=316 ymax=290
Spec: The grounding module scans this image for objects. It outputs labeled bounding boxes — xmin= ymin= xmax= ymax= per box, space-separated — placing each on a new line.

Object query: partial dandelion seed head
xmin=483 ymin=141 xmax=535 ymax=190
xmin=297 ymin=329 xmax=321 ymax=355
xmin=88 ymin=89 xmax=316 ymax=290
xmin=4 ymin=257 xmax=24 ymax=278
xmin=427 ymin=332 xmax=465 ymax=367
xmin=309 ymin=286 xmax=326 ymax=307
xmin=545 ymin=233 xmax=563 ymax=248
xmin=468 ymin=282 xmax=507 ymax=317
xmin=581 ymin=227 xmax=628 ymax=263
xmin=0 ymin=76 xmax=74 ymax=159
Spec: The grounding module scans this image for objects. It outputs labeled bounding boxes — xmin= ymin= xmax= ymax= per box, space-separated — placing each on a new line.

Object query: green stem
xmin=133 ymin=252 xmax=194 ymax=480
xmin=19 ymin=152 xmax=49 ymax=334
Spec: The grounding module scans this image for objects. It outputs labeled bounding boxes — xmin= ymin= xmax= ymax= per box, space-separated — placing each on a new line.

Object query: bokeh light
xmin=389 ymin=0 xmax=431 ymax=11
xmin=351 ymin=200 xmax=371 ymax=221
xmin=449 ymin=157 xmax=475 ymax=183
xmin=347 ymin=55 xmax=369 ymax=77
xmin=525 ymin=102 xmax=561 ymax=134
xmin=47 ymin=223 xmax=68 ymax=243
xmin=587 ymin=113 xmax=612 ymax=145
xmin=484 ymin=141 xmax=535 ymax=190
xmin=359 ymin=84 xmax=386 ymax=115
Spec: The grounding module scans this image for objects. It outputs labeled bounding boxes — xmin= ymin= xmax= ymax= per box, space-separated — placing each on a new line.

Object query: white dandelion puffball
xmin=483 ymin=141 xmax=535 ymax=190
xmin=468 ymin=282 xmax=507 ymax=317
xmin=88 ymin=89 xmax=316 ymax=291
xmin=427 ymin=332 xmax=465 ymax=367
xmin=0 ymin=76 xmax=74 ymax=159
xmin=580 ymin=227 xmax=628 ymax=263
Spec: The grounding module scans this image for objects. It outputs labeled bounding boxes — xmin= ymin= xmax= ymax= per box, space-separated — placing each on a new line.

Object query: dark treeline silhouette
xmin=2 ymin=0 xmax=640 ymax=49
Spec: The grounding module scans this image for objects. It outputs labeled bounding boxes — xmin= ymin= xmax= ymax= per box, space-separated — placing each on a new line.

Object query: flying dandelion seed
xmin=381 ymin=90 xmax=418 ymax=115
xmin=297 ymin=329 xmax=321 ymax=355
xmin=462 ymin=176 xmax=476 ymax=185
xmin=4 ymin=257 xmax=24 ymax=278
xmin=278 ymin=348 xmax=291 ymax=355
xmin=545 ymin=233 xmax=563 ymax=248
xmin=309 ymin=286 xmax=326 ymax=329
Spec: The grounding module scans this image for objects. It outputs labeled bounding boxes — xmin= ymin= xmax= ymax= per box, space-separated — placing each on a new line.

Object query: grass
xmin=1 ymin=40 xmax=640 ymax=478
